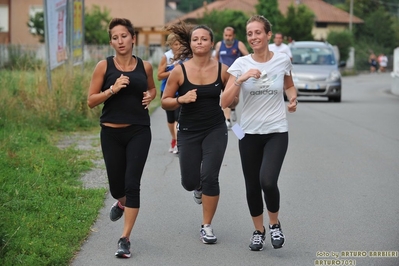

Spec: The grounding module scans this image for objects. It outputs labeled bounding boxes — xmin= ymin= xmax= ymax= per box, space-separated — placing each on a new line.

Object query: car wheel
xmin=329 ymin=95 xmax=341 ymax=102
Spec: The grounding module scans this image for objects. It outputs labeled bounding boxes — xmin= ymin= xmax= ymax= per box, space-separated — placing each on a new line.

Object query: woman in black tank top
xmin=87 ymin=18 xmax=156 ymax=258
xmin=161 ymin=22 xmax=231 ymax=244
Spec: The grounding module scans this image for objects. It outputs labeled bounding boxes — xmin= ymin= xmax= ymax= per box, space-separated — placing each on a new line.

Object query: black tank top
xmin=100 ymin=56 xmax=150 ymax=126
xmin=178 ymin=62 xmax=225 ymax=131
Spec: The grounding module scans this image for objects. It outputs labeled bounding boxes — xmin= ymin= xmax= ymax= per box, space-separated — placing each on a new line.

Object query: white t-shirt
xmin=228 ymin=53 xmax=292 ymax=134
xmin=269 ymin=43 xmax=292 ymax=59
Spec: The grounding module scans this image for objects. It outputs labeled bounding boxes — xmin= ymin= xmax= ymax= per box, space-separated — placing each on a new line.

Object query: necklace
xmin=113 ymin=56 xmax=135 ymax=72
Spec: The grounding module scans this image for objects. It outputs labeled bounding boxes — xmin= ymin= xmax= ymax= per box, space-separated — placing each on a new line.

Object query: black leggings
xmin=100 ymin=124 xmax=151 ymax=208
xmin=177 ymin=123 xmax=227 ymax=196
xmin=239 ymin=132 xmax=288 ymax=216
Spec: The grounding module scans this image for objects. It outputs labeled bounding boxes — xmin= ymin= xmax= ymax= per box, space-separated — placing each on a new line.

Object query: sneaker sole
xmin=249 ymin=246 xmax=264 ymax=251
xmin=115 ymin=252 xmax=131 ymax=258
xmin=201 ymin=237 xmax=217 ymax=244
xmin=271 ymin=239 xmax=285 ymax=249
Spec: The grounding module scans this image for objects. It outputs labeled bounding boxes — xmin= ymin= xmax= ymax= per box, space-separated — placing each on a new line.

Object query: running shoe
xmin=110 ymin=201 xmax=124 ymax=222
xmin=200 ymin=224 xmax=217 ymax=244
xmin=172 ymin=145 xmax=179 ymax=154
xmin=193 ymin=189 xmax=202 ymax=204
xmin=269 ymin=222 xmax=285 ymax=249
xmin=231 ymin=109 xmax=237 ymax=122
xmin=249 ymin=227 xmax=266 ymax=251
xmin=226 ymin=120 xmax=232 ymax=130
xmin=169 ymin=139 xmax=177 ymax=153
xmin=115 ymin=237 xmax=131 ymax=258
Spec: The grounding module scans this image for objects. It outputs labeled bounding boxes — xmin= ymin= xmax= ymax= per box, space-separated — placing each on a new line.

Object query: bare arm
xmin=284 ymin=73 xmax=297 ymax=113
xmin=143 ymin=61 xmax=157 ymax=109
xmin=213 ymin=41 xmax=221 ymax=62
xmin=157 ymin=55 xmax=168 ymax=81
xmin=87 ymin=60 xmax=115 ymax=109
xmin=238 ymin=41 xmax=249 ymax=56
xmin=161 ymin=64 xmax=183 ymax=111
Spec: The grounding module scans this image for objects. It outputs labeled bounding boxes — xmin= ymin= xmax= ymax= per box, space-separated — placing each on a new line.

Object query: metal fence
xmin=0 ymin=44 xmax=166 ymax=68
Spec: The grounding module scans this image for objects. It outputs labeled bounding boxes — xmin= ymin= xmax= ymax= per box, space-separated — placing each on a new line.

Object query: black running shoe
xmin=110 ymin=201 xmax=124 ymax=222
xmin=249 ymin=227 xmax=266 ymax=251
xmin=115 ymin=237 xmax=131 ymax=258
xmin=269 ymin=222 xmax=285 ymax=249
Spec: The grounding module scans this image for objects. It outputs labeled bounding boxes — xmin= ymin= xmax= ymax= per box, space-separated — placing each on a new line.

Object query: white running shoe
xmin=193 ymin=189 xmax=202 ymax=204
xmin=231 ymin=110 xmax=237 ymax=122
xmin=200 ymin=224 xmax=217 ymax=244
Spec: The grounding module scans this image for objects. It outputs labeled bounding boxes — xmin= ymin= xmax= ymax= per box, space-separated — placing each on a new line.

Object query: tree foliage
xmin=27 ymin=11 xmax=45 ymax=43
xmin=84 ymin=5 xmax=112 ymax=45
xmin=177 ymin=0 xmax=216 ymax=13
xmin=255 ymin=0 xmax=284 ymax=33
xmin=327 ymin=30 xmax=354 ymax=62
xmin=279 ymin=4 xmax=314 ymax=41
xmin=26 ymin=5 xmax=111 ymax=45
xmin=199 ymin=9 xmax=249 ymax=45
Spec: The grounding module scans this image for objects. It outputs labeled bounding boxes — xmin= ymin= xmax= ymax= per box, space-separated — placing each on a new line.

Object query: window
xmin=0 ymin=5 xmax=9 ymax=32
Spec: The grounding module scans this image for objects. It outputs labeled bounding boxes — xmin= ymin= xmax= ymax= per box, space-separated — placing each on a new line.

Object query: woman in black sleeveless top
xmin=162 ymin=22 xmax=231 ymax=244
xmin=87 ymin=18 xmax=156 ymax=258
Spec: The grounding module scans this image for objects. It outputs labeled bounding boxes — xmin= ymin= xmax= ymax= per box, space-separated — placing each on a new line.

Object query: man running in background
xmin=214 ymin=26 xmax=249 ymax=129
xmin=269 ymin=32 xmax=292 ymax=60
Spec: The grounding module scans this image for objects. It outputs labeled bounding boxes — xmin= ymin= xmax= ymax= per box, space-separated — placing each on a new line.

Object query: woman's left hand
xmin=287 ymin=98 xmax=297 ymax=113
xmin=142 ymin=91 xmax=152 ymax=109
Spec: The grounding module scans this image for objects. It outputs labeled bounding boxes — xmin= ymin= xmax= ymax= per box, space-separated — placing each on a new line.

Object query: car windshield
xmin=291 ymin=47 xmax=336 ymax=65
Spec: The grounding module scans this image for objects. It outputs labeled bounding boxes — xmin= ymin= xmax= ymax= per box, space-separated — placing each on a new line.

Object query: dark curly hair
xmin=166 ymin=21 xmax=214 ymax=61
xmin=108 ymin=18 xmax=135 ymax=40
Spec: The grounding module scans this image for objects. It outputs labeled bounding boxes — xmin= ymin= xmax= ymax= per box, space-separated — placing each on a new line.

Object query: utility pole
xmin=349 ymin=0 xmax=353 ymax=32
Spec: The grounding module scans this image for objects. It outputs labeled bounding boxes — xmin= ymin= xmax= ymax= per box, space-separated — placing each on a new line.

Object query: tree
xmin=279 ymin=4 xmax=314 ymax=41
xmin=27 ymin=11 xmax=45 ymax=43
xmin=84 ymin=5 xmax=112 ymax=45
xmin=177 ymin=0 xmax=216 ymax=13
xmin=255 ymin=0 xmax=284 ymax=33
xmin=199 ymin=9 xmax=249 ymax=45
xmin=27 ymin=6 xmax=111 ymax=45
xmin=327 ymin=30 xmax=354 ymax=61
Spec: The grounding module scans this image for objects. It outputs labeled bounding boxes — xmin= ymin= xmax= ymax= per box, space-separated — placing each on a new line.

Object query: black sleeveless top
xmin=177 ymin=62 xmax=225 ymax=131
xmin=100 ymin=56 xmax=150 ymax=126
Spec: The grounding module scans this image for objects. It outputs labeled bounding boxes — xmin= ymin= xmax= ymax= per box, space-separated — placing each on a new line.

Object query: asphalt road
xmin=71 ymin=72 xmax=399 ymax=266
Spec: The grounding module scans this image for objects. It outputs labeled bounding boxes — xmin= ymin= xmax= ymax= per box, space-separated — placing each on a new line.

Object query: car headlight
xmin=328 ymin=70 xmax=341 ymax=81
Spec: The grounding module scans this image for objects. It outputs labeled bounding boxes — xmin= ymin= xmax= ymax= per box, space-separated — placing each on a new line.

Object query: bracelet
xmin=176 ymin=96 xmax=182 ymax=105
xmin=110 ymin=85 xmax=115 ymax=95
xmin=234 ymin=80 xmax=242 ymax=86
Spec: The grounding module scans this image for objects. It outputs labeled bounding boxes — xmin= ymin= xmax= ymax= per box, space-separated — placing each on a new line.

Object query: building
xmin=168 ymin=0 xmax=364 ymax=40
xmin=0 ymin=0 xmax=168 ymax=46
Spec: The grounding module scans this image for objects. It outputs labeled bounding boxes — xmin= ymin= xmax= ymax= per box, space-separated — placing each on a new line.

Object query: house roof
xmin=168 ymin=0 xmax=363 ymax=25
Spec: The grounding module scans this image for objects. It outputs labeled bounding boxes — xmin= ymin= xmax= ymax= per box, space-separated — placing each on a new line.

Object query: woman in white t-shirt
xmin=221 ymin=15 xmax=297 ymax=252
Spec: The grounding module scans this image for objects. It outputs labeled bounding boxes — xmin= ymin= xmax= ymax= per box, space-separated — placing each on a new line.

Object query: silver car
xmin=289 ymin=41 xmax=345 ymax=102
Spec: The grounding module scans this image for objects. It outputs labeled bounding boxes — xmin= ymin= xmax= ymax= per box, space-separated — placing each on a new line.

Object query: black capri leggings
xmin=239 ymin=132 xmax=288 ymax=216
xmin=177 ymin=123 xmax=227 ymax=196
xmin=100 ymin=124 xmax=151 ymax=208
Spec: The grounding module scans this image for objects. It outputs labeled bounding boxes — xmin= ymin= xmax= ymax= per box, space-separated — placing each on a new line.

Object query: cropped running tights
xmin=100 ymin=124 xmax=151 ymax=208
xmin=239 ymin=132 xmax=288 ymax=216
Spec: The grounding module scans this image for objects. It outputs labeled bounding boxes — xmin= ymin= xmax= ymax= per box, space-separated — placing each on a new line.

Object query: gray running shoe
xmin=269 ymin=222 xmax=285 ymax=249
xmin=110 ymin=201 xmax=124 ymax=222
xmin=231 ymin=109 xmax=237 ymax=122
xmin=115 ymin=237 xmax=131 ymax=258
xmin=193 ymin=189 xmax=202 ymax=204
xmin=249 ymin=227 xmax=266 ymax=251
xmin=200 ymin=224 xmax=217 ymax=244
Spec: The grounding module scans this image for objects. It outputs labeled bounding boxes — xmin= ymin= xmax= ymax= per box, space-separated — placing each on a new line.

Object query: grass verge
xmin=0 ymin=63 xmax=161 ymax=265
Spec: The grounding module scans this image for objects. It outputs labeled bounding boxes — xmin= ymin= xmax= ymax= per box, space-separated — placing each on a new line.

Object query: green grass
xmin=0 ymin=63 xmax=162 ymax=265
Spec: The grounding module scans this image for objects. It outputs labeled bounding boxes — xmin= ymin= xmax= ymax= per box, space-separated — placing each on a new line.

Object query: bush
xmin=327 ymin=30 xmax=354 ymax=62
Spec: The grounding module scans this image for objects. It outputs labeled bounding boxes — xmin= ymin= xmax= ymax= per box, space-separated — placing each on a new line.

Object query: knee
xmin=181 ymin=179 xmax=198 ymax=192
